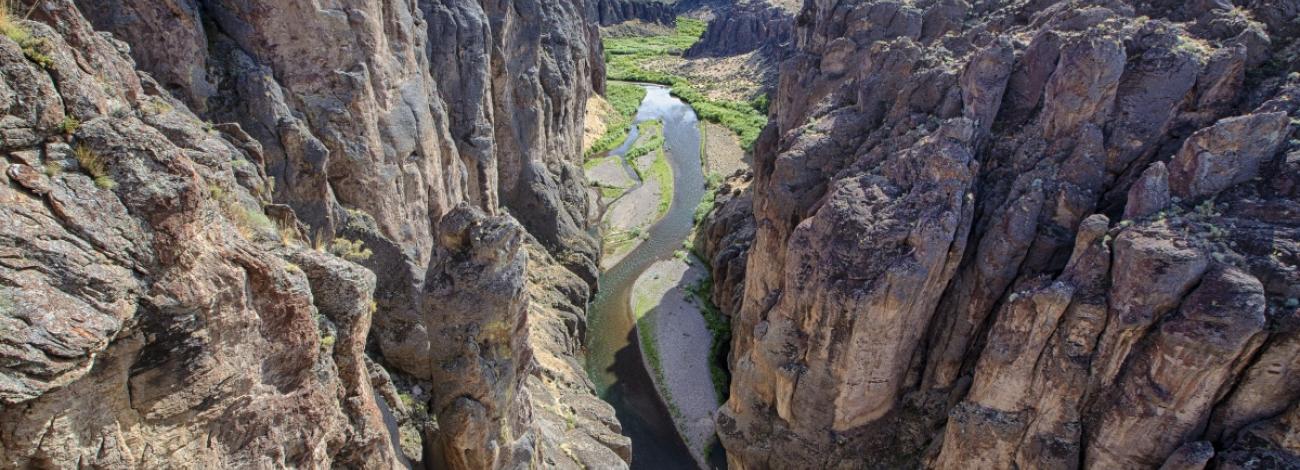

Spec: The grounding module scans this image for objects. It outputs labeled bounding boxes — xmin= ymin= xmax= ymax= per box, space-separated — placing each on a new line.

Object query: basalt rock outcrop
xmin=4 ymin=0 xmax=628 ymax=468
xmin=702 ymin=0 xmax=1300 ymax=468
xmin=591 ymin=0 xmax=676 ymax=26
xmin=685 ymin=0 xmax=794 ymax=58
xmin=0 ymin=2 xmax=399 ymax=466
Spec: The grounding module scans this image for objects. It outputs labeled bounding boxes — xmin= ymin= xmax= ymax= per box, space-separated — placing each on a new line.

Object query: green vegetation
xmin=693 ymin=172 xmax=724 ymax=224
xmin=73 ymin=144 xmax=114 ymax=189
xmin=226 ymin=202 xmax=274 ymax=239
xmin=603 ymin=16 xmax=768 ymax=150
xmin=583 ymin=155 xmax=616 ymax=171
xmin=599 ymin=185 xmax=627 ymax=200
xmin=208 ymin=182 xmax=277 ymax=239
xmin=42 ymin=161 xmax=61 ymax=177
xmin=329 ymin=238 xmax=373 ymax=262
xmin=687 ymin=276 xmax=731 ymax=400
xmin=398 ymin=391 xmax=428 ymax=417
xmin=646 ymin=146 xmax=674 ymax=216
xmin=141 ymin=99 xmax=173 ymax=116
xmin=587 ymin=82 xmax=648 ymax=158
xmin=0 ymin=2 xmax=52 ymax=69
xmin=624 ymin=120 xmax=665 ymax=164
xmin=604 ymin=225 xmax=647 ymax=249
xmin=57 ymin=116 xmax=79 ymax=135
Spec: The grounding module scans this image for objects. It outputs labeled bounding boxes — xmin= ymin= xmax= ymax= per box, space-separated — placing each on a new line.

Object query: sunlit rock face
xmin=701 ymin=0 xmax=1300 ymax=468
xmin=4 ymin=0 xmax=627 ymax=468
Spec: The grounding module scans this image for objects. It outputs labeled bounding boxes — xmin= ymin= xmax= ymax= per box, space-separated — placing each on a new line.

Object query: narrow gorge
xmin=1 ymin=0 xmax=1297 ymax=469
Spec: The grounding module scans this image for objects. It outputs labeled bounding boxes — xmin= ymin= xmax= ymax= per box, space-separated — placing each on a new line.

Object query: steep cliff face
xmin=685 ymin=0 xmax=794 ymax=58
xmin=4 ymin=0 xmax=628 ymax=468
xmin=704 ymin=0 xmax=1300 ymax=468
xmin=591 ymin=0 xmax=675 ymax=26
xmin=0 ymin=2 xmax=399 ymax=466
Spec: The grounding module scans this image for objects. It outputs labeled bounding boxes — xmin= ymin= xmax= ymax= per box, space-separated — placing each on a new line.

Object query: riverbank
xmin=631 ymin=256 xmax=722 ymax=465
xmin=595 ymin=117 xmax=674 ymax=270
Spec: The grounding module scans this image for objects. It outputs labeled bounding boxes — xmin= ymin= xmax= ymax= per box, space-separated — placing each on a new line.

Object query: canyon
xmin=0 ymin=0 xmax=1297 ymax=469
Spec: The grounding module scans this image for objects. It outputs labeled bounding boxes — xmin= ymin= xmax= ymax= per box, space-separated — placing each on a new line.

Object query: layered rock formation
xmin=685 ymin=0 xmax=794 ymax=58
xmin=592 ymin=0 xmax=676 ymax=26
xmin=701 ymin=0 xmax=1300 ymax=468
xmin=3 ymin=0 xmax=628 ymax=468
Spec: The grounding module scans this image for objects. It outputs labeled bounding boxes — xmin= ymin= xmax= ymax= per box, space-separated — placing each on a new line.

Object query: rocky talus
xmin=700 ymin=0 xmax=1300 ymax=468
xmin=2 ymin=0 xmax=629 ymax=468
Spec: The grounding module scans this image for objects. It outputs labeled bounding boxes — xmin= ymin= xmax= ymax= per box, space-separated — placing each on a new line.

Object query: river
xmin=584 ymin=84 xmax=719 ymax=469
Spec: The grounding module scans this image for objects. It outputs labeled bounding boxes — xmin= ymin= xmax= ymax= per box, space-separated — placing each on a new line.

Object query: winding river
xmin=584 ymin=85 xmax=715 ymax=469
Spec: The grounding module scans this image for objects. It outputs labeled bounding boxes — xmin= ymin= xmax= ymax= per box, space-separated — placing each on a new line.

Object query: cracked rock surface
xmin=699 ymin=0 xmax=1300 ymax=468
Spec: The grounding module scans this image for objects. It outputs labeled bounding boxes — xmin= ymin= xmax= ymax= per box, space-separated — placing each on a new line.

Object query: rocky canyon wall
xmin=2 ymin=0 xmax=627 ymax=468
xmin=684 ymin=0 xmax=794 ymax=58
xmin=0 ymin=1 xmax=401 ymax=466
xmin=591 ymin=0 xmax=676 ymax=26
xmin=703 ymin=0 xmax=1300 ymax=468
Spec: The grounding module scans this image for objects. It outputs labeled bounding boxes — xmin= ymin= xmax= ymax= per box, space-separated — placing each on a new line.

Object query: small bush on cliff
xmin=73 ymin=144 xmax=114 ymax=189
xmin=226 ymin=203 xmax=274 ymax=239
xmin=0 ymin=2 xmax=53 ymax=69
xmin=57 ymin=116 xmax=79 ymax=135
xmin=209 ymin=183 xmax=275 ymax=239
xmin=693 ymin=173 xmax=723 ymax=224
xmin=329 ymin=238 xmax=373 ymax=262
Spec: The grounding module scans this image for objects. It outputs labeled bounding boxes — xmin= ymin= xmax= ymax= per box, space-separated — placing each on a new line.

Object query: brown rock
xmin=1167 ymin=112 xmax=1291 ymax=199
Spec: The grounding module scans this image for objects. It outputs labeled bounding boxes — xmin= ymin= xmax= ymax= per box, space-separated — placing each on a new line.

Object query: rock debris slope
xmin=700 ymin=0 xmax=1300 ymax=468
xmin=2 ymin=0 xmax=628 ymax=468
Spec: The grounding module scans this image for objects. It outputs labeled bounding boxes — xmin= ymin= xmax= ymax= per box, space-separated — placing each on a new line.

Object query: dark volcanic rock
xmin=699 ymin=0 xmax=1300 ymax=468
xmin=591 ymin=0 xmax=675 ymax=26
xmin=685 ymin=1 xmax=794 ymax=58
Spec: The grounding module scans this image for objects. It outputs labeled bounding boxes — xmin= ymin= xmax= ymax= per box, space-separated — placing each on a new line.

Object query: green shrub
xmin=57 ymin=116 xmax=79 ymax=135
xmin=624 ymin=120 xmax=665 ymax=163
xmin=329 ymin=238 xmax=373 ymax=262
xmin=0 ymin=3 xmax=52 ymax=69
xmin=694 ymin=187 xmax=717 ymax=224
xmin=599 ymin=185 xmax=626 ymax=200
xmin=646 ymin=147 xmax=674 ymax=216
xmin=228 ymin=203 xmax=274 ymax=238
xmin=73 ymin=144 xmax=114 ymax=189
xmin=587 ymin=82 xmax=648 ymax=158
